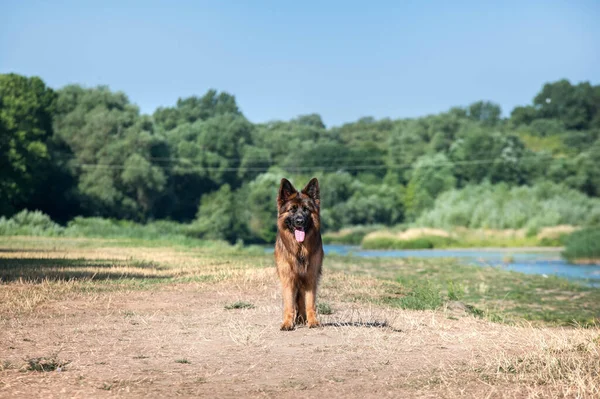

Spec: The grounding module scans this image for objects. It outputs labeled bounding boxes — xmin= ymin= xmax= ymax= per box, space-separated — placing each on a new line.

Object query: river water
xmin=321 ymin=245 xmax=600 ymax=286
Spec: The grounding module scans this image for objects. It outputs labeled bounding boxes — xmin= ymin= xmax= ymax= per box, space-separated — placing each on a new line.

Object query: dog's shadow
xmin=320 ymin=320 xmax=402 ymax=333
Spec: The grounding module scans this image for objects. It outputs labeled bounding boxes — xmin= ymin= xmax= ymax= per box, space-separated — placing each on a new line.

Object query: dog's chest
xmin=294 ymin=245 xmax=310 ymax=273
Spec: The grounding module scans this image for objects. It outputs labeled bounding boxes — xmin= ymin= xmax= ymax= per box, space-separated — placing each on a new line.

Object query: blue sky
xmin=1 ymin=0 xmax=598 ymax=126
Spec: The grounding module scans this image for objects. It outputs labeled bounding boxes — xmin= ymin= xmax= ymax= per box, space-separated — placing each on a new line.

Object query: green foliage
xmin=53 ymin=85 xmax=168 ymax=220
xmin=517 ymin=133 xmax=568 ymax=155
xmin=64 ymin=217 xmax=188 ymax=240
xmin=416 ymin=182 xmax=600 ymax=230
xmin=153 ymin=89 xmax=241 ymax=131
xmin=394 ymin=281 xmax=443 ymax=311
xmin=0 ymin=210 xmax=63 ymax=236
xmin=317 ymin=302 xmax=333 ymax=315
xmin=447 ymin=281 xmax=465 ymax=301
xmin=361 ymin=235 xmax=456 ymax=250
xmin=322 ymin=225 xmax=380 ymax=245
xmin=324 ymin=254 xmax=600 ymax=326
xmin=0 ymin=74 xmax=56 ymax=215
xmin=538 ymin=235 xmax=567 ymax=247
xmin=467 ymin=101 xmax=501 ymax=126
xmin=562 ymin=227 xmax=600 ymax=263
xmin=532 ymin=80 xmax=600 ymax=130
xmin=403 ymin=154 xmax=455 ymax=221
xmin=240 ymin=170 xmax=283 ymax=243
xmin=2 ymin=73 xmax=600 ymax=244
xmin=321 ymin=180 xmax=404 ymax=231
xmin=224 ymin=301 xmax=255 ymax=310
xmin=450 ymin=128 xmax=530 ymax=186
xmin=0 ymin=210 xmax=231 ymax=248
xmin=192 ymin=184 xmax=248 ymax=243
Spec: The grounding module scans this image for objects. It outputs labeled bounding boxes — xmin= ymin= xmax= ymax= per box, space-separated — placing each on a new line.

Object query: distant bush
xmin=362 ymin=235 xmax=456 ymax=250
xmin=323 ymin=230 xmax=366 ymax=245
xmin=64 ymin=217 xmax=193 ymax=241
xmin=322 ymin=225 xmax=381 ymax=245
xmin=0 ymin=210 xmax=64 ymax=236
xmin=0 ymin=210 xmax=220 ymax=246
xmin=416 ymin=182 xmax=600 ymax=230
xmin=537 ymin=236 xmax=568 ymax=247
xmin=562 ymin=227 xmax=600 ymax=263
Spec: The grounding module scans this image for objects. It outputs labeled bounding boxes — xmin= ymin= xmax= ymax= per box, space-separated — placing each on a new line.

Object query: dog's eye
xmin=290 ymin=206 xmax=297 ymax=213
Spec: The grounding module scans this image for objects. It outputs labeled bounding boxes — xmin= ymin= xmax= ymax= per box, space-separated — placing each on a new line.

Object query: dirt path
xmin=1 ymin=277 xmax=598 ymax=398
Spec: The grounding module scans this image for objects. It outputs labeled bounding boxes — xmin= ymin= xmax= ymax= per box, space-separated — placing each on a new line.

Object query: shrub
xmin=0 ymin=210 xmax=63 ymax=236
xmin=322 ymin=225 xmax=381 ymax=245
xmin=397 ymin=281 xmax=443 ymax=310
xmin=0 ymin=211 xmax=222 ymax=247
xmin=416 ymin=182 xmax=600 ymax=230
xmin=562 ymin=227 xmax=600 ymax=263
xmin=361 ymin=235 xmax=456 ymax=250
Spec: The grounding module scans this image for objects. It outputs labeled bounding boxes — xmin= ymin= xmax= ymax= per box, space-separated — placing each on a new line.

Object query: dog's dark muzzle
xmin=293 ymin=216 xmax=306 ymax=229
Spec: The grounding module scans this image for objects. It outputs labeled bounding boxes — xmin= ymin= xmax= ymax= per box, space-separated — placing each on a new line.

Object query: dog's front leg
xmin=304 ymin=284 xmax=320 ymax=328
xmin=280 ymin=277 xmax=296 ymax=331
xmin=295 ymin=290 xmax=307 ymax=324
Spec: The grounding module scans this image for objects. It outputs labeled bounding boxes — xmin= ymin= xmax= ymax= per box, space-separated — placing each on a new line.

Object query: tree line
xmin=1 ymin=73 xmax=599 ymax=243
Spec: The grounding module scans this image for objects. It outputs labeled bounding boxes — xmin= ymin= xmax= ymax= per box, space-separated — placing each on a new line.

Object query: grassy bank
xmin=0 ymin=210 xmax=227 ymax=248
xmin=562 ymin=226 xmax=600 ymax=264
xmin=1 ymin=210 xmax=584 ymax=252
xmin=322 ymin=225 xmax=382 ymax=245
xmin=1 ymin=236 xmax=598 ymax=326
xmin=325 ymin=253 xmax=600 ymax=326
xmin=353 ymin=225 xmax=574 ymax=249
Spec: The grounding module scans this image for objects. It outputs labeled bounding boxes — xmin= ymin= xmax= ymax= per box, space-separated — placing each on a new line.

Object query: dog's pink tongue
xmin=294 ymin=229 xmax=305 ymax=242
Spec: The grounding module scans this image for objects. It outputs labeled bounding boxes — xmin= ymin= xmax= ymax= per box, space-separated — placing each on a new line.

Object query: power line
xmin=49 ymin=147 xmax=567 ymax=169
xmin=50 ymin=150 xmax=394 ymax=164
xmin=69 ymin=155 xmax=560 ymax=173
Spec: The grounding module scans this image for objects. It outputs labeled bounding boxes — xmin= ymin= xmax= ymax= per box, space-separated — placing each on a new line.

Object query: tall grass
xmin=0 ymin=210 xmax=211 ymax=246
xmin=416 ymin=182 xmax=600 ymax=230
xmin=562 ymin=227 xmax=600 ymax=263
xmin=362 ymin=235 xmax=456 ymax=250
xmin=322 ymin=225 xmax=383 ymax=245
xmin=0 ymin=210 xmax=63 ymax=236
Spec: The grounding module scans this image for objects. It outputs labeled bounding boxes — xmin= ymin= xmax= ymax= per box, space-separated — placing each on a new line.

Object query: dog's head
xmin=277 ymin=178 xmax=320 ymax=243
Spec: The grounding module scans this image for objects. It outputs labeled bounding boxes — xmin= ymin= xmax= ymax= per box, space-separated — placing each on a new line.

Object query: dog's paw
xmin=280 ymin=320 xmax=295 ymax=331
xmin=307 ymin=319 xmax=321 ymax=328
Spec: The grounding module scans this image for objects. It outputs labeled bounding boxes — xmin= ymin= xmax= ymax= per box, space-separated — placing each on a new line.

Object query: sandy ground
xmin=0 ymin=239 xmax=598 ymax=398
xmin=2 ymin=275 xmax=597 ymax=399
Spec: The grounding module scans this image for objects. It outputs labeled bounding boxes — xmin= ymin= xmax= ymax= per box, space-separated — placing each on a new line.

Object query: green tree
xmin=404 ymin=154 xmax=456 ymax=221
xmin=510 ymin=105 xmax=537 ymax=126
xmin=154 ymin=89 xmax=241 ymax=131
xmin=292 ymin=113 xmax=326 ymax=129
xmin=467 ymin=101 xmax=502 ymax=126
xmin=450 ymin=127 xmax=530 ymax=186
xmin=335 ymin=183 xmax=404 ymax=227
xmin=164 ymin=113 xmax=254 ymax=221
xmin=193 ymin=184 xmax=247 ymax=242
xmin=564 ymin=139 xmax=600 ymax=197
xmin=53 ymin=85 xmax=168 ymax=220
xmin=239 ymin=170 xmax=283 ymax=242
xmin=0 ymin=74 xmax=56 ymax=215
xmin=533 ymin=80 xmax=600 ymax=130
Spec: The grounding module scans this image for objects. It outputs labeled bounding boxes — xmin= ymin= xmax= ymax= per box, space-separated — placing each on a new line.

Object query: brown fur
xmin=274 ymin=177 xmax=324 ymax=331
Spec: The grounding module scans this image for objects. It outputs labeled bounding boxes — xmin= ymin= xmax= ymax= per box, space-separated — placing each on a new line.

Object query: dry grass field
xmin=1 ymin=236 xmax=599 ymax=398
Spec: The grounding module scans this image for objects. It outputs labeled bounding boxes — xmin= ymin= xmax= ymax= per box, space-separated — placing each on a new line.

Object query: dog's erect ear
xmin=277 ymin=178 xmax=297 ymax=207
xmin=301 ymin=178 xmax=320 ymax=206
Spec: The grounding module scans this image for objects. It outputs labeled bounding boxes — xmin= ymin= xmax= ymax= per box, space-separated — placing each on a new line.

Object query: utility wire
xmin=69 ymin=155 xmax=559 ymax=173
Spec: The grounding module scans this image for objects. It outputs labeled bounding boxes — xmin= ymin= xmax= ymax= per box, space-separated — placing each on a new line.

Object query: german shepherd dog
xmin=275 ymin=177 xmax=323 ymax=330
